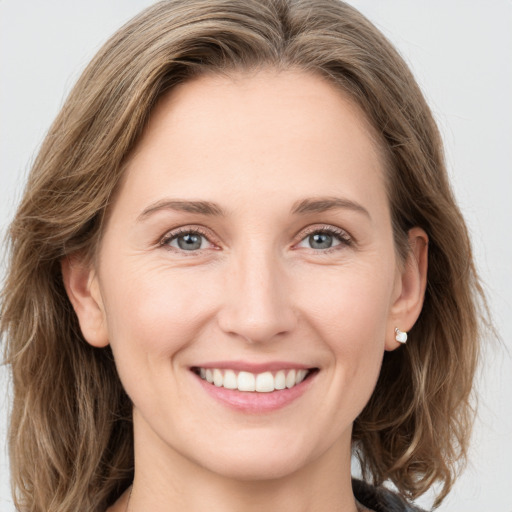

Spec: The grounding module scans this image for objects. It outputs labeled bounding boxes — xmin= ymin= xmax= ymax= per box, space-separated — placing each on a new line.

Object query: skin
xmin=63 ymin=69 xmax=428 ymax=512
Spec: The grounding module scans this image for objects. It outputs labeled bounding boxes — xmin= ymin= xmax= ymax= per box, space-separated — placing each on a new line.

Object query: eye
xmin=296 ymin=226 xmax=352 ymax=251
xmin=160 ymin=227 xmax=215 ymax=252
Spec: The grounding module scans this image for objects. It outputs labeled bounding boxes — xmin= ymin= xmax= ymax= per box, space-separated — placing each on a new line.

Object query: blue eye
xmin=160 ymin=225 xmax=351 ymax=254
xmin=297 ymin=227 xmax=351 ymax=251
xmin=161 ymin=229 xmax=211 ymax=251
xmin=307 ymin=232 xmax=338 ymax=249
xmin=174 ymin=233 xmax=205 ymax=250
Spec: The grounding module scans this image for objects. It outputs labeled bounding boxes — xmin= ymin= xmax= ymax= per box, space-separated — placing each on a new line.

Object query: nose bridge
xmin=218 ymin=241 xmax=296 ymax=343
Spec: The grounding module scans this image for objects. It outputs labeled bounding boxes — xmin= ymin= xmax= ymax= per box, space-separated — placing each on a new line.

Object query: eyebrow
xmin=138 ymin=199 xmax=226 ymax=221
xmin=137 ymin=196 xmax=370 ymax=221
xmin=291 ymin=196 xmax=371 ymax=218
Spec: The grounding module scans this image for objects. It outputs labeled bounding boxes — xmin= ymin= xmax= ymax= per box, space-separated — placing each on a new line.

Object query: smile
xmin=193 ymin=367 xmax=312 ymax=392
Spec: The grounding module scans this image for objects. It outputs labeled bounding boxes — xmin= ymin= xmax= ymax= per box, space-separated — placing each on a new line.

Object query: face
xmin=75 ymin=69 xmax=413 ymax=481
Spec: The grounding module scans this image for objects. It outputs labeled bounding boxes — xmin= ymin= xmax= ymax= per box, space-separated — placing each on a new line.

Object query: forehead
xmin=136 ymin=68 xmax=383 ymax=159
xmin=117 ymin=68 xmax=388 ymax=218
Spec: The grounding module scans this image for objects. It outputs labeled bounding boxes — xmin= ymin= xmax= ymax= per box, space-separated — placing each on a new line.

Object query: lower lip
xmin=193 ymin=371 xmax=317 ymax=413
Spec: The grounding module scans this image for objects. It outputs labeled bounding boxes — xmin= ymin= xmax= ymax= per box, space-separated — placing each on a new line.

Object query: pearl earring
xmin=395 ymin=327 xmax=408 ymax=344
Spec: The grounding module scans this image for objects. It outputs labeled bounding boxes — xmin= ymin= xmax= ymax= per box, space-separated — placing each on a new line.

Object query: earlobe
xmin=61 ymin=255 xmax=109 ymax=348
xmin=385 ymin=227 xmax=429 ymax=351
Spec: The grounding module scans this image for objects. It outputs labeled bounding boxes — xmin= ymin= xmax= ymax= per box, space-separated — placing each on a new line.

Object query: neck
xmin=127 ymin=411 xmax=359 ymax=512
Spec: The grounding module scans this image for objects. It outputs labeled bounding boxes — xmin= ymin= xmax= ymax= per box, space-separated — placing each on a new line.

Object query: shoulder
xmin=352 ymin=479 xmax=428 ymax=512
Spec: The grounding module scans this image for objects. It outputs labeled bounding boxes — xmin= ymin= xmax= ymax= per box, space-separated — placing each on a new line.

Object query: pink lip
xmin=192 ymin=360 xmax=312 ymax=373
xmin=192 ymin=367 xmax=318 ymax=414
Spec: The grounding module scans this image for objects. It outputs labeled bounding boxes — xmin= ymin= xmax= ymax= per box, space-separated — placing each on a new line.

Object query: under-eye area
xmin=191 ymin=367 xmax=319 ymax=393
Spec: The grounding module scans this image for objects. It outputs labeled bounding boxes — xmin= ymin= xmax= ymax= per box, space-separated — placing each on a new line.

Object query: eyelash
xmin=159 ymin=226 xmax=214 ymax=254
xmin=159 ymin=224 xmax=352 ymax=255
xmin=297 ymin=225 xmax=353 ymax=253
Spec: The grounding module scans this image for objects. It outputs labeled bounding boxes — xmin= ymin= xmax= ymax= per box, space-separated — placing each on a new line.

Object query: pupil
xmin=310 ymin=233 xmax=332 ymax=249
xmin=178 ymin=233 xmax=202 ymax=250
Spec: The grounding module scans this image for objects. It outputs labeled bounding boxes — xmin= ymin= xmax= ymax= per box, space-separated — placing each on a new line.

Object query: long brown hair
xmin=1 ymin=1 xmax=485 ymax=510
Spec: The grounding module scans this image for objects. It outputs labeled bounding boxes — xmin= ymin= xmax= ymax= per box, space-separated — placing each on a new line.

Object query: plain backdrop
xmin=1 ymin=1 xmax=511 ymax=510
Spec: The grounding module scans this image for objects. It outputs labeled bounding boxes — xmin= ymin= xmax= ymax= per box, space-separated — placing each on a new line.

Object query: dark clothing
xmin=353 ymin=479 xmax=427 ymax=512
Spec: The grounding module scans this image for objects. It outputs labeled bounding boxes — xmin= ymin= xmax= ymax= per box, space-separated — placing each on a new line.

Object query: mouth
xmin=191 ymin=367 xmax=318 ymax=393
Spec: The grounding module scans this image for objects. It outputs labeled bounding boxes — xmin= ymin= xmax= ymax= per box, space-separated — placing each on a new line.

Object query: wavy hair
xmin=1 ymin=1 xmax=484 ymax=510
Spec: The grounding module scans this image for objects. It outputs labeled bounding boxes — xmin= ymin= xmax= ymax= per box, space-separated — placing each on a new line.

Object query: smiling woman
xmin=0 ymin=1 xmax=485 ymax=512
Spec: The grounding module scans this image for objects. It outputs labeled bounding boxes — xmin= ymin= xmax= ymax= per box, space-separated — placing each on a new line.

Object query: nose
xmin=216 ymin=246 xmax=297 ymax=344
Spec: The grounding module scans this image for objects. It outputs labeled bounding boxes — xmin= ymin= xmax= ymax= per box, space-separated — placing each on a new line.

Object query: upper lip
xmin=191 ymin=360 xmax=315 ymax=373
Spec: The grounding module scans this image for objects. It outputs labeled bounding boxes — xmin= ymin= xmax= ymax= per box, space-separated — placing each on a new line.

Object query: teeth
xmin=255 ymin=371 xmax=274 ymax=393
xmin=275 ymin=370 xmax=286 ymax=390
xmin=285 ymin=369 xmax=296 ymax=389
xmin=196 ymin=367 xmax=310 ymax=392
xmin=238 ymin=371 xmax=256 ymax=391
xmin=296 ymin=369 xmax=307 ymax=384
xmin=223 ymin=369 xmax=238 ymax=390
xmin=213 ymin=369 xmax=223 ymax=387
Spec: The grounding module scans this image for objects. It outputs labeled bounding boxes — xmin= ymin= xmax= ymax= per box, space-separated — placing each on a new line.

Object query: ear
xmin=61 ymin=255 xmax=109 ymax=348
xmin=385 ymin=227 xmax=429 ymax=351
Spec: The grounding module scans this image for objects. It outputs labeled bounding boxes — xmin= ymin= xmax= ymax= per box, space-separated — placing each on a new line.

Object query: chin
xmin=187 ymin=430 xmax=318 ymax=482
xmin=203 ymin=453 xmax=308 ymax=482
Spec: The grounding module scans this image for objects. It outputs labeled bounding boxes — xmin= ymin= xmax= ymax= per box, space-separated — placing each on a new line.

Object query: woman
xmin=0 ymin=1 xmax=484 ymax=511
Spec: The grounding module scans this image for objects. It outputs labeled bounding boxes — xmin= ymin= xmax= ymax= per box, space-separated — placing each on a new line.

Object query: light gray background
xmin=1 ymin=1 xmax=511 ymax=510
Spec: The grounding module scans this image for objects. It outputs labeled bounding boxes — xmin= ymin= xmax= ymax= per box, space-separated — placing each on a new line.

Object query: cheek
xmin=298 ymin=260 xmax=395 ymax=339
xmin=297 ymin=261 xmax=394 ymax=392
xmin=101 ymin=263 xmax=220 ymax=362
xmin=99 ymin=266 xmax=222 ymax=407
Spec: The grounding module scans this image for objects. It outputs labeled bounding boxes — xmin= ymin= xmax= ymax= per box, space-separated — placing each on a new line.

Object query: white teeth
xmin=274 ymin=370 xmax=286 ymax=390
xmin=296 ymin=369 xmax=308 ymax=385
xmin=285 ymin=369 xmax=296 ymax=389
xmin=196 ymin=367 xmax=311 ymax=392
xmin=237 ymin=371 xmax=256 ymax=392
xmin=213 ymin=369 xmax=223 ymax=387
xmin=223 ymin=369 xmax=238 ymax=390
xmin=255 ymin=372 xmax=274 ymax=393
